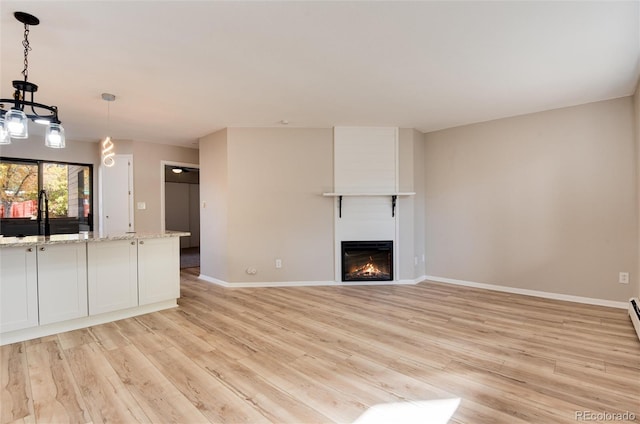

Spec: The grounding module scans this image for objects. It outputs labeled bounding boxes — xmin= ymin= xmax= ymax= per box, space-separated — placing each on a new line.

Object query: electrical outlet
xmin=414 ymin=256 xmax=418 ymax=266
xmin=275 ymin=259 xmax=282 ymax=269
xmin=619 ymin=272 xmax=629 ymax=284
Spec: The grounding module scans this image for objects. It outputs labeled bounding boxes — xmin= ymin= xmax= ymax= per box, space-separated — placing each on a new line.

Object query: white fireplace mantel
xmin=329 ymin=126 xmax=414 ymax=283
xmin=323 ymin=192 xmax=415 ymax=219
xmin=322 ymin=192 xmax=415 ymax=196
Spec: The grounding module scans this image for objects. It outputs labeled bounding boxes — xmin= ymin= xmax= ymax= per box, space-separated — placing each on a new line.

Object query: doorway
xmin=162 ymin=162 xmax=200 ymax=269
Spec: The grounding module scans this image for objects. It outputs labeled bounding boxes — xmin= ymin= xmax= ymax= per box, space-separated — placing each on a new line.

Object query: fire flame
xmin=351 ymin=256 xmax=386 ymax=278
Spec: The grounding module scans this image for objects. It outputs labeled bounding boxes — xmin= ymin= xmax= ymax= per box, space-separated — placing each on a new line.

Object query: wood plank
xmin=239 ymin=352 xmax=369 ymax=423
xmin=194 ymin=351 xmax=332 ymax=423
xmin=3 ymin=415 xmax=36 ymax=424
xmin=63 ymin=342 xmax=150 ymax=423
xmin=135 ymin=312 xmax=217 ymax=357
xmin=25 ymin=340 xmax=90 ymax=423
xmin=0 ymin=343 xmax=32 ymax=424
xmin=88 ymin=322 xmax=131 ymax=351
xmin=57 ymin=329 xmax=96 ymax=351
xmin=149 ymin=347 xmax=270 ymax=423
xmin=104 ymin=344 xmax=209 ymax=423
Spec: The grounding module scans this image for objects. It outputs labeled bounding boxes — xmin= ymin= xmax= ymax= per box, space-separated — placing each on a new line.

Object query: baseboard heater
xmin=630 ymin=298 xmax=640 ymax=342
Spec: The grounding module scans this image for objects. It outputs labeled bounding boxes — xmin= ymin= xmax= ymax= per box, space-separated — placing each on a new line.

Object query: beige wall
xmin=424 ymin=97 xmax=638 ymax=302
xmin=413 ymin=129 xmax=427 ymax=278
xmin=199 ymin=127 xmax=425 ymax=284
xmin=128 ymin=141 xmax=198 ymax=232
xmin=200 ymin=128 xmax=334 ymax=284
xmin=398 ymin=128 xmax=426 ymax=280
xmin=199 ymin=129 xmax=230 ymax=281
xmin=225 ymin=128 xmax=334 ymax=283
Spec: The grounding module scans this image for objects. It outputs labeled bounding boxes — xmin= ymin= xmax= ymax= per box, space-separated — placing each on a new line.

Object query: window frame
xmin=0 ymin=156 xmax=94 ymax=235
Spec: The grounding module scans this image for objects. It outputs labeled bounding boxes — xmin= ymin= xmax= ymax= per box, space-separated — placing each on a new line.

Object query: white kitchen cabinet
xmin=137 ymin=237 xmax=180 ymax=305
xmin=87 ymin=239 xmax=138 ymax=315
xmin=37 ymin=243 xmax=88 ymax=325
xmin=1 ymin=232 xmax=185 ymax=345
xmin=0 ymin=246 xmax=38 ymax=333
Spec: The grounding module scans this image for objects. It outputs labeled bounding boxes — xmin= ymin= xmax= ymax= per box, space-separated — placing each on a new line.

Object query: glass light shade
xmin=45 ymin=122 xmax=65 ymax=148
xmin=0 ymin=117 xmax=10 ymax=145
xmin=5 ymin=109 xmax=28 ymax=139
xmin=101 ymin=136 xmax=116 ymax=167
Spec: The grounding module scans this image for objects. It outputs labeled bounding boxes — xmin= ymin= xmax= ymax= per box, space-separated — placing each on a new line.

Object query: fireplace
xmin=341 ymin=240 xmax=393 ymax=282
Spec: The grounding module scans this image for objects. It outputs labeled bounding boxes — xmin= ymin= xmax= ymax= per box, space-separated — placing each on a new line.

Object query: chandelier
xmin=0 ymin=12 xmax=65 ymax=148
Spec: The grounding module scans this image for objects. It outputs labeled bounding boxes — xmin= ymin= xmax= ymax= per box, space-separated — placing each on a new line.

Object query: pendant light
xmin=0 ymin=12 xmax=66 ymax=148
xmin=101 ymin=93 xmax=116 ymax=167
xmin=0 ymin=116 xmax=10 ymax=145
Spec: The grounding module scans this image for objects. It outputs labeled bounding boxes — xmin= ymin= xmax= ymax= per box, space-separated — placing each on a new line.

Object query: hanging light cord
xmin=106 ymin=100 xmax=111 ymax=134
xmin=22 ymin=23 xmax=31 ymax=82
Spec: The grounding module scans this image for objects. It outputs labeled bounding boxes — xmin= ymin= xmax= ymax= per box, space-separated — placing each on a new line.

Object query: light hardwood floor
xmin=2 ymin=268 xmax=639 ymax=423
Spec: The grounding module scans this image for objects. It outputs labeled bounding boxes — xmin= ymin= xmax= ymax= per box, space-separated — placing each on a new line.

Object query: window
xmin=0 ymin=160 xmax=38 ymax=219
xmin=0 ymin=158 xmax=93 ymax=236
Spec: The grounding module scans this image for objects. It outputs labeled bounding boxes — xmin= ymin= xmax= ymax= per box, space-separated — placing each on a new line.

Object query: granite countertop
xmin=0 ymin=231 xmax=190 ymax=247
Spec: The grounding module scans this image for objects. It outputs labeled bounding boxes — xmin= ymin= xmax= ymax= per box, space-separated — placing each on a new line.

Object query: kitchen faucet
xmin=37 ymin=189 xmax=50 ymax=236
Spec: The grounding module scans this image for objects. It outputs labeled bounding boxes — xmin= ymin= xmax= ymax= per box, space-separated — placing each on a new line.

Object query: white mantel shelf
xmin=323 ymin=192 xmax=415 ymax=218
xmin=322 ymin=192 xmax=415 ymax=196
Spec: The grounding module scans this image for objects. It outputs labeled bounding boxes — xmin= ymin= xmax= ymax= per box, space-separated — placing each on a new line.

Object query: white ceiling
xmin=1 ymin=1 xmax=639 ymax=148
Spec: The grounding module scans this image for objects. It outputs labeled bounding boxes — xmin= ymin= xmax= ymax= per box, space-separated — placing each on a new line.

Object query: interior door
xmin=100 ymin=154 xmax=134 ymax=235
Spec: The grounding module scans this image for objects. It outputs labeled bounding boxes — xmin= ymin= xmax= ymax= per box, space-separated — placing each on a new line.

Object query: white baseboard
xmin=198 ymin=273 xmax=420 ymax=288
xmin=0 ymin=300 xmax=178 ymax=346
xmin=197 ymin=273 xmax=628 ymax=309
xmin=424 ymin=275 xmax=628 ymax=309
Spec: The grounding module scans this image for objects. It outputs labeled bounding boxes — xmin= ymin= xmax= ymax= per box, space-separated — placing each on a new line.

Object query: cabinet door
xmin=0 ymin=246 xmax=38 ymax=333
xmin=137 ymin=237 xmax=180 ymax=305
xmin=87 ymin=240 xmax=138 ymax=315
xmin=37 ymin=243 xmax=88 ymax=325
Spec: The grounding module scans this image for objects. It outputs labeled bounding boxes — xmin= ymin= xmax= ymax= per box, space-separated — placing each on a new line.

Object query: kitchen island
xmin=0 ymin=231 xmax=189 ymax=345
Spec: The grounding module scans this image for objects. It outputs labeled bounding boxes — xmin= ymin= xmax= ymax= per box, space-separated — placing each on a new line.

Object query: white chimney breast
xmin=333 ymin=127 xmax=398 ymax=193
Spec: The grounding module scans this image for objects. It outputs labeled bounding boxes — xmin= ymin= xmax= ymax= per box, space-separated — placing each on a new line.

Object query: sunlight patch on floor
xmin=353 ymin=398 xmax=461 ymax=424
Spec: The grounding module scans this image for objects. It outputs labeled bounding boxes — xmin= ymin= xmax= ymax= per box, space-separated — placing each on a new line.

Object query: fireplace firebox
xmin=341 ymin=241 xmax=393 ymax=282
